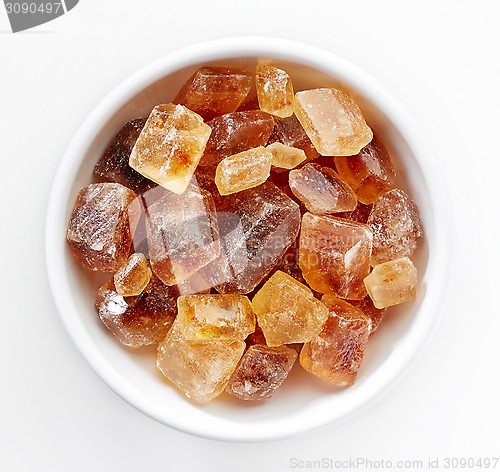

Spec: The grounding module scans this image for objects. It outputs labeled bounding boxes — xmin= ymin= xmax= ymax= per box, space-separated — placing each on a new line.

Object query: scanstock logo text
xmin=3 ymin=1 xmax=79 ymax=32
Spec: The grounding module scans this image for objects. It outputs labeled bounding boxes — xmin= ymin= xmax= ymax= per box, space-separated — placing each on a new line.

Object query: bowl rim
xmin=45 ymin=36 xmax=452 ymax=442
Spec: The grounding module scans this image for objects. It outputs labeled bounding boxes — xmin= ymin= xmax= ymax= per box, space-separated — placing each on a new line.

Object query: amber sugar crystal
xmin=351 ymin=296 xmax=386 ymax=333
xmin=267 ymin=142 xmax=306 ymax=170
xmin=334 ymin=135 xmax=396 ymax=204
xmin=67 ymin=183 xmax=141 ymax=272
xmin=175 ymin=294 xmax=255 ymax=341
xmin=364 ymin=256 xmax=417 ymax=309
xmin=174 ymin=67 xmax=252 ymax=121
xmin=252 ymin=271 xmax=329 ymax=347
xmin=255 ymin=64 xmax=294 ymax=118
xmin=299 ymin=213 xmax=373 ymax=300
xmin=129 ymin=104 xmax=211 ymax=195
xmin=201 ymin=110 xmax=274 ymax=167
xmin=294 ymin=88 xmax=373 ymax=156
xmin=289 ymin=163 xmax=357 ymax=215
xmin=226 ymin=344 xmax=297 ymax=400
xmin=113 ymin=253 xmax=152 ymax=297
xmin=300 ymin=295 xmax=372 ymax=386
xmin=215 ymin=146 xmax=272 ymax=195
xmin=95 ymin=274 xmax=178 ymax=348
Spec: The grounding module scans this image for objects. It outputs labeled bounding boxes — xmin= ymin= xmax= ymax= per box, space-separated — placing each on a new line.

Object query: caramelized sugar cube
xmin=113 ymin=253 xmax=152 ymax=297
xmin=174 ymin=67 xmax=252 ymax=120
xmin=350 ymin=296 xmax=386 ymax=333
xmin=267 ymin=142 xmax=306 ymax=170
xmin=252 ymin=271 xmax=329 ymax=347
xmin=300 ymin=295 xmax=372 ymax=386
xmin=215 ymin=146 xmax=272 ymax=195
xmin=67 ymin=183 xmax=140 ymax=272
xmin=364 ymin=257 xmax=417 ymax=309
xmin=255 ymin=64 xmax=294 ymax=118
xmin=334 ymin=135 xmax=396 ymax=204
xmin=175 ymin=294 xmax=255 ymax=341
xmin=129 ymin=104 xmax=211 ymax=195
xmin=95 ymin=274 xmax=178 ymax=348
xmin=289 ymin=163 xmax=357 ymax=214
xmin=294 ymin=88 xmax=373 ymax=156
xmin=299 ymin=213 xmax=373 ymax=299
xmin=93 ymin=118 xmax=154 ymax=194
xmin=157 ymin=331 xmax=245 ymax=403
xmin=145 ymin=183 xmax=220 ymax=285
xmin=201 ymin=110 xmax=274 ymax=167
xmin=200 ymin=182 xmax=301 ymax=293
xmin=367 ymin=189 xmax=423 ymax=265
xmin=226 ymin=344 xmax=297 ymax=400
xmin=268 ymin=114 xmax=319 ymax=163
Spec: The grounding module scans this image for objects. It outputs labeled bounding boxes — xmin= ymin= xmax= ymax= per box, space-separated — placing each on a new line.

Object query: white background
xmin=1 ymin=1 xmax=499 ymax=471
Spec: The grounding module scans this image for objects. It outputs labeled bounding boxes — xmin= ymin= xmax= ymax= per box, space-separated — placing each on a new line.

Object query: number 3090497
xmin=5 ymin=3 xmax=63 ymax=14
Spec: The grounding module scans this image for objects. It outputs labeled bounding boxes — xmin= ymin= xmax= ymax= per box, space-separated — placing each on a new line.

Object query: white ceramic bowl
xmin=45 ymin=37 xmax=451 ymax=442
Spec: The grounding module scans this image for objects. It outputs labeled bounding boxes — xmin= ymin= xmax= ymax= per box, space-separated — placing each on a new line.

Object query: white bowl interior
xmin=46 ymin=38 xmax=448 ymax=442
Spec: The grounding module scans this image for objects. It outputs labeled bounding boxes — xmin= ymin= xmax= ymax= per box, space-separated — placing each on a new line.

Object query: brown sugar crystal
xmin=299 ymin=213 xmax=373 ymax=300
xmin=300 ymin=295 xmax=372 ymax=386
xmin=334 ymin=135 xmax=396 ymax=204
xmin=255 ymin=64 xmax=294 ymax=118
xmin=174 ymin=67 xmax=252 ymax=121
xmin=226 ymin=344 xmax=297 ymax=400
xmin=67 ymin=182 xmax=141 ymax=272
xmin=113 ymin=253 xmax=152 ymax=297
xmin=350 ymin=296 xmax=386 ymax=333
xmin=266 ymin=142 xmax=306 ymax=170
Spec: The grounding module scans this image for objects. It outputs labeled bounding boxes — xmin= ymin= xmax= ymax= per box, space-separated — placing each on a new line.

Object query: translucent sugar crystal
xmin=157 ymin=331 xmax=245 ymax=403
xmin=226 ymin=345 xmax=297 ymax=400
xmin=201 ymin=110 xmax=274 ymax=167
xmin=300 ymin=295 xmax=371 ymax=386
xmin=129 ymin=104 xmax=211 ymax=195
xmin=364 ymin=257 xmax=417 ymax=309
xmin=175 ymin=294 xmax=255 ymax=341
xmin=93 ymin=118 xmax=154 ymax=194
xmin=255 ymin=64 xmax=294 ymax=118
xmin=145 ymin=183 xmax=220 ymax=285
xmin=199 ymin=182 xmax=301 ymax=293
xmin=174 ymin=67 xmax=252 ymax=120
xmin=268 ymin=114 xmax=319 ymax=163
xmin=367 ymin=189 xmax=423 ymax=265
xmin=294 ymin=88 xmax=373 ymax=156
xmin=299 ymin=213 xmax=373 ymax=299
xmin=67 ymin=183 xmax=140 ymax=272
xmin=334 ymin=135 xmax=396 ymax=204
xmin=113 ymin=253 xmax=152 ymax=297
xmin=252 ymin=271 xmax=329 ymax=347
xmin=289 ymin=163 xmax=357 ymax=214
xmin=351 ymin=296 xmax=386 ymax=333
xmin=95 ymin=274 xmax=178 ymax=348
xmin=267 ymin=142 xmax=306 ymax=170
xmin=215 ymin=146 xmax=272 ymax=195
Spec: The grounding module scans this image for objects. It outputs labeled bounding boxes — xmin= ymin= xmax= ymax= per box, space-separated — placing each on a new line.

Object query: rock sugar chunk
xmin=201 ymin=110 xmax=274 ymax=167
xmin=174 ymin=67 xmax=252 ymax=120
xmin=351 ymin=296 xmax=386 ymax=333
xmin=226 ymin=344 xmax=297 ymax=400
xmin=175 ymin=294 xmax=255 ymax=341
xmin=113 ymin=253 xmax=152 ymax=297
xmin=335 ymin=135 xmax=396 ymax=204
xmin=145 ymin=183 xmax=220 ymax=285
xmin=300 ymin=295 xmax=372 ymax=386
xmin=364 ymin=257 xmax=417 ymax=309
xmin=157 ymin=331 xmax=245 ymax=403
xmin=129 ymin=104 xmax=211 ymax=195
xmin=67 ymin=183 xmax=140 ymax=272
xmin=199 ymin=182 xmax=301 ymax=293
xmin=267 ymin=142 xmax=306 ymax=170
xmin=93 ymin=118 xmax=154 ymax=194
xmin=215 ymin=146 xmax=272 ymax=195
xmin=95 ymin=274 xmax=178 ymax=348
xmin=294 ymin=88 xmax=373 ymax=156
xmin=289 ymin=163 xmax=357 ymax=214
xmin=268 ymin=114 xmax=319 ymax=163
xmin=367 ymin=189 xmax=423 ymax=265
xmin=299 ymin=213 xmax=373 ymax=300
xmin=252 ymin=271 xmax=329 ymax=347
xmin=255 ymin=64 xmax=294 ymax=118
